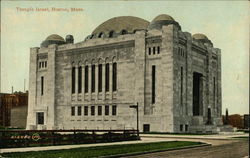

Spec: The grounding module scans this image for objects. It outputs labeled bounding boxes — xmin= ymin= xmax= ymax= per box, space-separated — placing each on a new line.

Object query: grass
xmin=1 ymin=141 xmax=204 ymax=158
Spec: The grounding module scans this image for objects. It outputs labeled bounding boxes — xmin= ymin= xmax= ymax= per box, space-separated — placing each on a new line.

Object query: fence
xmin=0 ymin=129 xmax=139 ymax=148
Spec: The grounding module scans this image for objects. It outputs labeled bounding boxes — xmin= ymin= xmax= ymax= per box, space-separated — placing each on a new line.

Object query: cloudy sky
xmin=1 ymin=1 xmax=249 ymax=115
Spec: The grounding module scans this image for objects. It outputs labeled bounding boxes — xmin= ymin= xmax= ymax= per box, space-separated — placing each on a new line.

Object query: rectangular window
xmin=152 ymin=65 xmax=156 ymax=104
xmin=91 ymin=65 xmax=95 ymax=92
xmin=91 ymin=106 xmax=95 ymax=116
xmin=105 ymin=63 xmax=110 ymax=92
xmin=157 ymin=46 xmax=160 ymax=54
xmin=84 ymin=66 xmax=88 ymax=93
xmin=185 ymin=124 xmax=188 ymax=131
xmin=112 ymin=63 xmax=117 ymax=91
xmin=39 ymin=62 xmax=41 ymax=68
xmin=84 ymin=106 xmax=88 ymax=116
xmin=45 ymin=61 xmax=47 ymax=68
xmin=181 ymin=67 xmax=183 ymax=106
xmin=112 ymin=105 xmax=117 ymax=116
xmin=41 ymin=76 xmax=44 ymax=96
xmin=214 ymin=77 xmax=216 ymax=105
xmin=98 ymin=106 xmax=102 ymax=116
xmin=77 ymin=106 xmax=82 ymax=116
xmin=149 ymin=47 xmax=151 ymax=55
xmin=153 ymin=47 xmax=155 ymax=54
xmin=42 ymin=62 xmax=44 ymax=68
xmin=37 ymin=112 xmax=44 ymax=125
xmin=180 ymin=124 xmax=183 ymax=131
xmin=72 ymin=67 xmax=75 ymax=94
xmin=71 ymin=106 xmax=75 ymax=116
xmin=98 ymin=64 xmax=102 ymax=92
xmin=105 ymin=105 xmax=109 ymax=115
xmin=78 ymin=66 xmax=82 ymax=93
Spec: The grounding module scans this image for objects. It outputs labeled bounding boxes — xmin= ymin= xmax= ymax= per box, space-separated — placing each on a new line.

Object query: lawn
xmin=1 ymin=141 xmax=204 ymax=158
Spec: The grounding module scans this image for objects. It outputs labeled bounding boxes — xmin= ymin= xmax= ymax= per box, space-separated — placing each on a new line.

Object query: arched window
xmin=78 ymin=66 xmax=82 ymax=93
xmin=98 ymin=32 xmax=104 ymax=38
xmin=121 ymin=29 xmax=128 ymax=35
xmin=71 ymin=67 xmax=75 ymax=94
xmin=90 ymin=34 xmax=94 ymax=39
xmin=112 ymin=62 xmax=117 ymax=91
xmin=109 ymin=31 xmax=114 ymax=38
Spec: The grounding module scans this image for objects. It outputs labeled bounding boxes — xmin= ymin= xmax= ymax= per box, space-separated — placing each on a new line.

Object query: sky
xmin=1 ymin=1 xmax=249 ymax=115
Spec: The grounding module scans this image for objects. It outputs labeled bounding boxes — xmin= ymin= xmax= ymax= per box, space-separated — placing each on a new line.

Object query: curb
xmin=100 ymin=143 xmax=211 ymax=158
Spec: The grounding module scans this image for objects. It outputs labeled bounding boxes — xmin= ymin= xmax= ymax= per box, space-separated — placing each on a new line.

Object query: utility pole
xmin=24 ymin=79 xmax=26 ymax=92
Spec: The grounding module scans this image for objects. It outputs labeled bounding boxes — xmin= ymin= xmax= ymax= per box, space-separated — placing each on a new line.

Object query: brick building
xmin=0 ymin=91 xmax=28 ymax=127
xmin=27 ymin=14 xmax=222 ymax=133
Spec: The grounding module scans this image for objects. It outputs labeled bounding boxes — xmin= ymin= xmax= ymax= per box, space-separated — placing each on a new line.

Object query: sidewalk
xmin=0 ymin=137 xmax=167 ymax=154
xmin=141 ymin=132 xmax=249 ymax=140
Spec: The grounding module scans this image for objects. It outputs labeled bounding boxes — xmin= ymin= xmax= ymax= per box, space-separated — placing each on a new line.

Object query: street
xmin=122 ymin=137 xmax=249 ymax=158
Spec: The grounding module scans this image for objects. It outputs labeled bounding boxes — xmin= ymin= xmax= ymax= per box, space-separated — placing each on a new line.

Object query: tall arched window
xmin=84 ymin=66 xmax=88 ymax=93
xmin=112 ymin=62 xmax=117 ymax=91
xmin=105 ymin=63 xmax=110 ymax=92
xmin=72 ymin=67 xmax=75 ymax=94
xmin=78 ymin=66 xmax=82 ymax=93
xmin=91 ymin=65 xmax=95 ymax=92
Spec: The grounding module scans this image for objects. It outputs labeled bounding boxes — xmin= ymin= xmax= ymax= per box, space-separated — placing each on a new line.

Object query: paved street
xmin=122 ymin=136 xmax=249 ymax=158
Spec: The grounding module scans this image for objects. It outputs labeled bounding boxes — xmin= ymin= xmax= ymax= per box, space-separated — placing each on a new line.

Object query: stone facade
xmin=27 ymin=14 xmax=222 ymax=133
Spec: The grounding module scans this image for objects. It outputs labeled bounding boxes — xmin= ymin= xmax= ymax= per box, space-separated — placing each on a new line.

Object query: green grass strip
xmin=1 ymin=141 xmax=204 ymax=158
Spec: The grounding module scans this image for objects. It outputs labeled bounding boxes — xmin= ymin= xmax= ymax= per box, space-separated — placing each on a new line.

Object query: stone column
xmin=216 ymin=49 xmax=222 ymax=117
xmin=206 ymin=44 xmax=213 ymax=118
xmin=184 ymin=32 xmax=193 ymax=116
xmin=110 ymin=62 xmax=113 ymax=99
xmin=47 ymin=44 xmax=57 ymax=129
xmin=82 ymin=64 xmax=85 ymax=101
xmin=160 ymin=25 xmax=176 ymax=132
xmin=134 ymin=30 xmax=146 ymax=131
xmin=102 ymin=63 xmax=106 ymax=100
xmin=26 ymin=47 xmax=39 ymax=129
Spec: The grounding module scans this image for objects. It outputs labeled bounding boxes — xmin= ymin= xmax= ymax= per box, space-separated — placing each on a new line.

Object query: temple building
xmin=27 ymin=14 xmax=222 ymax=133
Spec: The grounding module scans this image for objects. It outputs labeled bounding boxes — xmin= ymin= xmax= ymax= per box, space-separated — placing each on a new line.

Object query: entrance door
xmin=143 ymin=124 xmax=150 ymax=132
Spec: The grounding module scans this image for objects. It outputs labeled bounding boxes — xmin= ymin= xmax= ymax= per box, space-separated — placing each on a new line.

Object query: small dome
xmin=192 ymin=33 xmax=213 ymax=46
xmin=152 ymin=14 xmax=175 ymax=22
xmin=45 ymin=34 xmax=65 ymax=42
xmin=41 ymin=34 xmax=65 ymax=47
xmin=148 ymin=14 xmax=181 ymax=30
xmin=192 ymin=33 xmax=209 ymax=40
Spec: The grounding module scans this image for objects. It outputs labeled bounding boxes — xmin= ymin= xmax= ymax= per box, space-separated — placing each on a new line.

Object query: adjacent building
xmin=0 ymin=91 xmax=28 ymax=127
xmin=27 ymin=14 xmax=222 ymax=133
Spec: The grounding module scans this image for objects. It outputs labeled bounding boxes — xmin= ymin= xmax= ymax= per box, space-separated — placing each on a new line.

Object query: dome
xmin=192 ymin=33 xmax=209 ymax=40
xmin=148 ymin=14 xmax=181 ymax=30
xmin=45 ymin=34 xmax=65 ymax=42
xmin=41 ymin=34 xmax=66 ymax=47
xmin=192 ymin=33 xmax=213 ymax=46
xmin=151 ymin=14 xmax=175 ymax=22
xmin=91 ymin=16 xmax=149 ymax=38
